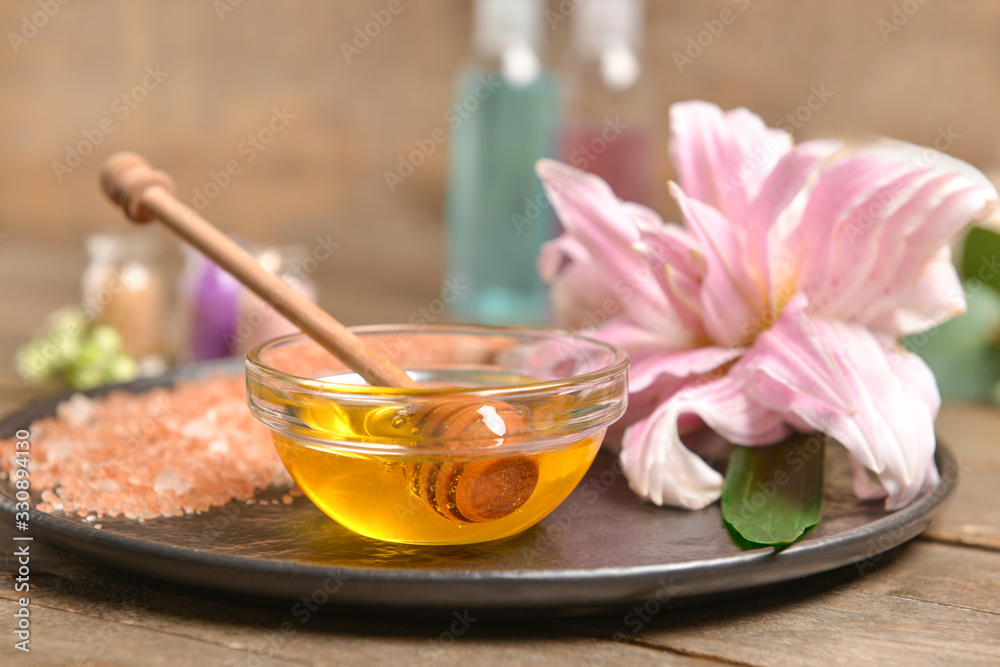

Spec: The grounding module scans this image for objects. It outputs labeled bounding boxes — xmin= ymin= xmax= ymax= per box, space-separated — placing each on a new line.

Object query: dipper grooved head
xmin=405 ymin=398 xmax=539 ymax=523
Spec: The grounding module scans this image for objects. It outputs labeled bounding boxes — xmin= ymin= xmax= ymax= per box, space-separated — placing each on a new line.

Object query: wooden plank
xmin=0 ymin=597 xmax=301 ymax=666
xmin=929 ymin=402 xmax=1000 ymax=550
xmin=0 ymin=596 xmax=717 ymax=667
xmin=564 ymin=541 xmax=1000 ymax=666
xmin=0 ymin=526 xmax=719 ymax=666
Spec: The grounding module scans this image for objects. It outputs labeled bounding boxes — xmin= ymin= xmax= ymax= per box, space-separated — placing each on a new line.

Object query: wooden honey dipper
xmin=100 ymin=152 xmax=539 ymax=523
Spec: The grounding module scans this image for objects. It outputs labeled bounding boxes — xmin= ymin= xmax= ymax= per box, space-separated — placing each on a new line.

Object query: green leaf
xmin=961 ymin=226 xmax=1000 ymax=296
xmin=721 ymin=433 xmax=826 ymax=548
xmin=903 ymin=284 xmax=1000 ymax=401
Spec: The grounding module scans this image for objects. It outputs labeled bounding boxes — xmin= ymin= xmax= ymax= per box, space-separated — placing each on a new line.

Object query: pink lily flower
xmin=538 ymin=100 xmax=998 ymax=511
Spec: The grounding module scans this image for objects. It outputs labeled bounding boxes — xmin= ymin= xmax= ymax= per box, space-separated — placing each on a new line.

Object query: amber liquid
xmin=272 ymin=371 xmax=603 ymax=544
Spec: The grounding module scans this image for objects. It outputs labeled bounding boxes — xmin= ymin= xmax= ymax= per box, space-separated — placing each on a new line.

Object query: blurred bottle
xmin=233 ymin=245 xmax=319 ymax=355
xmin=445 ymin=0 xmax=560 ymax=326
xmin=82 ymin=230 xmax=166 ymax=361
xmin=176 ymin=243 xmax=241 ymax=361
xmin=562 ymin=0 xmax=651 ymax=205
xmin=176 ymin=241 xmax=317 ymax=361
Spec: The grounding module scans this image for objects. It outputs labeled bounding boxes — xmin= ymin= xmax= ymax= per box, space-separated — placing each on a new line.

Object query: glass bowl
xmin=245 ymin=324 xmax=628 ymax=545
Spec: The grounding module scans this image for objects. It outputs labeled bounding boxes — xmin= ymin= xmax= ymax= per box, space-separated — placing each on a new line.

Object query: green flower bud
xmin=67 ymin=365 xmax=104 ymax=391
xmin=88 ymin=325 xmax=124 ymax=355
xmin=104 ymin=354 xmax=139 ymax=383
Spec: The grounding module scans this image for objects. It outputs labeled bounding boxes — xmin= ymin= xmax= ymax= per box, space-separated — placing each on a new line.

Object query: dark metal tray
xmin=0 ymin=364 xmax=957 ymax=616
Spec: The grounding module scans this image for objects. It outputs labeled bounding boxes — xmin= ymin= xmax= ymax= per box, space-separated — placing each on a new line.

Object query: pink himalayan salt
xmin=0 ymin=375 xmax=292 ymax=520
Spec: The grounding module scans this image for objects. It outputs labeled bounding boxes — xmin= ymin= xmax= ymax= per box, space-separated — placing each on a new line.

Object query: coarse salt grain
xmin=153 ymin=469 xmax=192 ymax=496
xmin=0 ymin=375 xmax=293 ymax=520
xmin=95 ymin=479 xmax=120 ymax=494
xmin=208 ymin=439 xmax=230 ymax=455
xmin=56 ymin=393 xmax=94 ymax=427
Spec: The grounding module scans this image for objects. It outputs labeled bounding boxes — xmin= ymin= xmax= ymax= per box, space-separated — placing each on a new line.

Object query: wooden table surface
xmin=1 ymin=239 xmax=999 ymax=666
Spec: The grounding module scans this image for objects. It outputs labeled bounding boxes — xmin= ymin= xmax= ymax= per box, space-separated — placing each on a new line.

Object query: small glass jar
xmin=82 ymin=230 xmax=166 ymax=360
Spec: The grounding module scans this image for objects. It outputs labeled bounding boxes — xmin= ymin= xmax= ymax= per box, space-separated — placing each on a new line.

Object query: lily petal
xmin=640 ymin=220 xmax=706 ymax=281
xmin=809 ymin=168 xmax=930 ymax=320
xmin=670 ymin=183 xmax=763 ymax=347
xmin=537 ymin=234 xmax=586 ymax=283
xmin=626 ymin=344 xmax=744 ymax=394
xmin=851 ymin=172 xmax=957 ymax=319
xmin=669 ymin=101 xmax=792 ymax=222
xmin=789 ymin=153 xmax=912 ymax=303
xmin=876 ymin=246 xmax=965 ymax=338
xmin=537 ymin=159 xmax=640 ymax=266
xmin=738 ymin=295 xmax=856 ymax=417
xmin=621 ymin=373 xmax=790 ymax=509
xmin=862 ymin=178 xmax=997 ymax=335
xmin=539 ymin=247 xmax=619 ymax=329
xmin=538 ymin=160 xmax=678 ymax=331
xmin=794 ymin=145 xmax=997 ymax=335
xmin=786 ymin=320 xmax=938 ymax=509
xmin=745 ymin=139 xmax=842 ymax=297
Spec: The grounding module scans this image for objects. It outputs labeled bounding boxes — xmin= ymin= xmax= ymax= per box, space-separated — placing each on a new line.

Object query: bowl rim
xmin=245 ymin=323 xmax=630 ymax=397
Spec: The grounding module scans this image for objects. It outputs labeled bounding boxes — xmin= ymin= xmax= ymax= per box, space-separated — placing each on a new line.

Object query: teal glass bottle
xmin=445 ymin=0 xmax=559 ymax=326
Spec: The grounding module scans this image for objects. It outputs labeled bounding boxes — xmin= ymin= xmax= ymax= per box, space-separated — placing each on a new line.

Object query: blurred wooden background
xmin=1 ymin=0 xmax=999 ymax=340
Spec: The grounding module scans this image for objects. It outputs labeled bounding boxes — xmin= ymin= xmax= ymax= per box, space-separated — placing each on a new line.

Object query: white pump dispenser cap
xmin=572 ymin=0 xmax=644 ymax=90
xmin=473 ymin=0 xmax=544 ymax=87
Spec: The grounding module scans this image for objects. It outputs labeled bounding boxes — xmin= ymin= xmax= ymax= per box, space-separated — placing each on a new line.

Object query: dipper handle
xmin=100 ymin=151 xmax=419 ymax=389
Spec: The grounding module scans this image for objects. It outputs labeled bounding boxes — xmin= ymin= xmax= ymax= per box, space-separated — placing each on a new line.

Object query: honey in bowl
xmin=246 ymin=326 xmax=629 ymax=545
